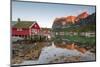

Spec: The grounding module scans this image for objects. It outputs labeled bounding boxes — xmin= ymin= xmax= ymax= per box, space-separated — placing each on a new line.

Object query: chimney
xmin=18 ymin=18 xmax=20 ymax=22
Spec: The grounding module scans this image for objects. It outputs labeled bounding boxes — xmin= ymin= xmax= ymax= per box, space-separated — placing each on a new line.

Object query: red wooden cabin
xmin=12 ymin=19 xmax=40 ymax=37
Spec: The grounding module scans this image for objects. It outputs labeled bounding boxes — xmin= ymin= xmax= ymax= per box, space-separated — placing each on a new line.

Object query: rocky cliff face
xmin=53 ymin=12 xmax=89 ymax=26
xmin=64 ymin=12 xmax=89 ymax=24
xmin=75 ymin=12 xmax=89 ymax=22
xmin=76 ymin=12 xmax=96 ymax=25
xmin=65 ymin=16 xmax=76 ymax=24
xmin=53 ymin=16 xmax=77 ymax=26
xmin=52 ymin=12 xmax=96 ymax=32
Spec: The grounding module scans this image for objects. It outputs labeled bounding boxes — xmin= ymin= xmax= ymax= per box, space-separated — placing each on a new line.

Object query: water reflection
xmin=54 ymin=41 xmax=87 ymax=53
xmin=12 ymin=40 xmax=95 ymax=65
xmin=36 ymin=41 xmax=95 ymax=64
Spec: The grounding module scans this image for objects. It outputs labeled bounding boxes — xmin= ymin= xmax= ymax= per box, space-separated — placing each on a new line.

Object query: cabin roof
xmin=41 ymin=28 xmax=52 ymax=31
xmin=13 ymin=21 xmax=36 ymax=28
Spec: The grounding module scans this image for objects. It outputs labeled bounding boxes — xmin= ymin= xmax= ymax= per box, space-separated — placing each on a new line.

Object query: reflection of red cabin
xmin=12 ymin=19 xmax=40 ymax=37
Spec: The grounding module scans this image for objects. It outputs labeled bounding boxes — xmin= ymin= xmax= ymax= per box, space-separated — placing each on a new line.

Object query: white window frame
xmin=17 ymin=28 xmax=22 ymax=31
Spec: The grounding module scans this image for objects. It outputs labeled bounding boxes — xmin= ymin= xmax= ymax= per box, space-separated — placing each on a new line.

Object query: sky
xmin=12 ymin=1 xmax=96 ymax=28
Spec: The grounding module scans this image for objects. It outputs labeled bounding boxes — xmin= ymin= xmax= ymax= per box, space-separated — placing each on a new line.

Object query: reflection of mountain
xmin=54 ymin=42 xmax=87 ymax=53
xmin=52 ymin=12 xmax=96 ymax=32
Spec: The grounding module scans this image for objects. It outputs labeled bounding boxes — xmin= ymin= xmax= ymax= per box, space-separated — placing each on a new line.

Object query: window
xmin=32 ymin=29 xmax=37 ymax=34
xmin=17 ymin=28 xmax=22 ymax=31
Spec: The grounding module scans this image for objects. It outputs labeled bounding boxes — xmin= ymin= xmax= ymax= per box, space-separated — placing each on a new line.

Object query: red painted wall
xmin=30 ymin=23 xmax=40 ymax=35
xmin=12 ymin=23 xmax=41 ymax=36
xmin=12 ymin=28 xmax=30 ymax=36
xmin=31 ymin=23 xmax=40 ymax=29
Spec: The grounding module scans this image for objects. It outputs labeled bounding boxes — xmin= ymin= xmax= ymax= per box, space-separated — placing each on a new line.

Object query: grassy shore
xmin=55 ymin=35 xmax=95 ymax=45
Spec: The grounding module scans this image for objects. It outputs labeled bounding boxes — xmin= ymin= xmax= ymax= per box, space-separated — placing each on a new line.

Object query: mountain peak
xmin=53 ymin=11 xmax=89 ymax=25
xmin=76 ymin=11 xmax=89 ymax=21
xmin=65 ymin=16 xmax=76 ymax=23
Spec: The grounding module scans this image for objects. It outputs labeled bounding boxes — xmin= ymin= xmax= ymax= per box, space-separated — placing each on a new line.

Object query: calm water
xmin=14 ymin=41 xmax=95 ymax=65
